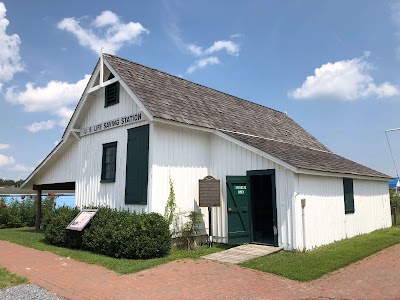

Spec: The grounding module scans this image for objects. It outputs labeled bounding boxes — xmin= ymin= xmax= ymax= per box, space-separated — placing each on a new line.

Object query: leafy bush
xmin=390 ymin=190 xmax=400 ymax=209
xmin=0 ymin=196 xmax=50 ymax=229
xmin=42 ymin=206 xmax=83 ymax=248
xmin=175 ymin=211 xmax=203 ymax=250
xmin=43 ymin=206 xmax=171 ymax=259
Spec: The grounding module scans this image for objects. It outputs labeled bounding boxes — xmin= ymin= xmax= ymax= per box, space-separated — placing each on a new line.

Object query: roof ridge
xmin=220 ymin=129 xmax=333 ymax=154
xmin=103 ymin=53 xmax=286 ymax=116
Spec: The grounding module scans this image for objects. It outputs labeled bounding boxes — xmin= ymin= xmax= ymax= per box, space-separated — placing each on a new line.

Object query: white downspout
xmin=301 ymin=198 xmax=306 ymax=251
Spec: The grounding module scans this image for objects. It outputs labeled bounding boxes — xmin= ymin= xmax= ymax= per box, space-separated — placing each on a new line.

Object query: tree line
xmin=0 ymin=179 xmax=24 ymax=187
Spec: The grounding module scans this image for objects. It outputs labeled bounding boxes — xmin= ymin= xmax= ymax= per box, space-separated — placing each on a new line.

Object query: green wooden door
xmin=227 ymin=176 xmax=250 ymax=245
xmin=125 ymin=124 xmax=149 ymax=205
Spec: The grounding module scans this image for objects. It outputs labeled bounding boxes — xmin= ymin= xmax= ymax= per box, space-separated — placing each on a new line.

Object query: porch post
xmin=35 ymin=188 xmax=42 ymax=232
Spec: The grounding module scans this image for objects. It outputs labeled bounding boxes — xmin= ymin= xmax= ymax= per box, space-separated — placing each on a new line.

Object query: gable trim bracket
xmin=86 ymin=76 xmax=120 ymax=95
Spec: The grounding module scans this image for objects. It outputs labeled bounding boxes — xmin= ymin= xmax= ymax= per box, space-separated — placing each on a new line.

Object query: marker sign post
xmin=66 ymin=209 xmax=98 ymax=231
xmin=199 ymin=176 xmax=221 ymax=247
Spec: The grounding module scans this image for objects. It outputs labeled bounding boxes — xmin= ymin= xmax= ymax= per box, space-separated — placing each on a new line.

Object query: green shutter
xmin=125 ymin=125 xmax=149 ymax=205
xmin=343 ymin=178 xmax=354 ymax=214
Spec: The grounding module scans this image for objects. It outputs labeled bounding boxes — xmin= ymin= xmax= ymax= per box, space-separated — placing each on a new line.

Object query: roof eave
xmin=297 ymin=168 xmax=392 ymax=182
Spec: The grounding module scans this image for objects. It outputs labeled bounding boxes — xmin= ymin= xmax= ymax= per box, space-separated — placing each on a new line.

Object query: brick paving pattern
xmin=0 ymin=240 xmax=399 ymax=299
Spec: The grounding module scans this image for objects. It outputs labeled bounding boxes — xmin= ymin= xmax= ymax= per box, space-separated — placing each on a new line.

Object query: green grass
xmin=0 ymin=227 xmax=229 ymax=274
xmin=0 ymin=268 xmax=27 ymax=288
xmin=241 ymin=226 xmax=400 ymax=282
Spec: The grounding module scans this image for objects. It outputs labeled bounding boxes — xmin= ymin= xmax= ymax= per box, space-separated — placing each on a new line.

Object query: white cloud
xmin=0 ymin=144 xmax=10 ymax=150
xmin=187 ymin=57 xmax=220 ymax=74
xmin=94 ymin=10 xmax=119 ymax=27
xmin=0 ymin=154 xmax=15 ymax=166
xmin=5 ymin=75 xmax=90 ymax=128
xmin=186 ymin=43 xmax=203 ymax=56
xmin=289 ymin=53 xmax=399 ymax=100
xmin=168 ymin=23 xmax=239 ymax=73
xmin=26 ymin=120 xmax=55 ymax=133
xmin=57 ymin=10 xmax=149 ymax=55
xmin=205 ymin=40 xmax=239 ymax=56
xmin=56 ymin=107 xmax=74 ymax=127
xmin=230 ymin=33 xmax=243 ymax=39
xmin=185 ymin=40 xmax=240 ymax=57
xmin=53 ymin=140 xmax=59 ymax=146
xmin=0 ymin=2 xmax=24 ymax=83
xmin=14 ymin=164 xmax=34 ymax=172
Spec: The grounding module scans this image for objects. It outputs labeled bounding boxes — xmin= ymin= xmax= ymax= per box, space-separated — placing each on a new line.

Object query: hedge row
xmin=0 ymin=196 xmax=56 ymax=229
xmin=42 ymin=206 xmax=171 ymax=259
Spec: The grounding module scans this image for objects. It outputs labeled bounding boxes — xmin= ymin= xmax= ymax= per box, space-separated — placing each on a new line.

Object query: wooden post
xmin=35 ymin=189 xmax=42 ymax=232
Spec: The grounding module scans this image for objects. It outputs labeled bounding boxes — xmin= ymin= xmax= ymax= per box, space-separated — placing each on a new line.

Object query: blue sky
xmin=1 ymin=0 xmax=400 ymax=180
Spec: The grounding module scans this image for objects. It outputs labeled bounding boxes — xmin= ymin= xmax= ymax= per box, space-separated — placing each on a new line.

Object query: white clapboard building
xmin=22 ymin=54 xmax=392 ymax=250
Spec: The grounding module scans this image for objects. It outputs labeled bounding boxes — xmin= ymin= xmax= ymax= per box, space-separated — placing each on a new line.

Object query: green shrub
xmin=43 ymin=206 xmax=171 ymax=259
xmin=42 ymin=206 xmax=83 ymax=248
xmin=176 ymin=211 xmax=203 ymax=250
xmin=0 ymin=196 xmax=56 ymax=229
xmin=83 ymin=209 xmax=171 ymax=259
xmin=390 ymin=190 xmax=400 ymax=209
xmin=82 ymin=207 xmax=127 ymax=256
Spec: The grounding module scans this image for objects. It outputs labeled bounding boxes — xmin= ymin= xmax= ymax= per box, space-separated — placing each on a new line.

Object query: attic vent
xmin=105 ymin=73 xmax=119 ymax=107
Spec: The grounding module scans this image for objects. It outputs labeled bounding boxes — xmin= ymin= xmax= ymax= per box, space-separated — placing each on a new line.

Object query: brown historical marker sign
xmin=199 ymin=176 xmax=221 ymax=207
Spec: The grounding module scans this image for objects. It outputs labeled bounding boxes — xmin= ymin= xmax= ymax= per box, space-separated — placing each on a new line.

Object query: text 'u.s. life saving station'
xmin=80 ymin=112 xmax=143 ymax=137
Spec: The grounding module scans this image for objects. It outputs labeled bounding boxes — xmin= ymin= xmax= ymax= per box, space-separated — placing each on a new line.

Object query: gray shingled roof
xmin=104 ymin=54 xmax=390 ymax=179
xmin=224 ymin=132 xmax=390 ymax=178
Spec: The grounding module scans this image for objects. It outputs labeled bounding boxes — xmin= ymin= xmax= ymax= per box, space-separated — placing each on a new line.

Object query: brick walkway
xmin=0 ymin=241 xmax=400 ymax=299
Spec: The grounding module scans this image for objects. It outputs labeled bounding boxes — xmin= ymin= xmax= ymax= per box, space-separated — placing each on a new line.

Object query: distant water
xmin=3 ymin=195 xmax=75 ymax=208
xmin=55 ymin=195 xmax=75 ymax=208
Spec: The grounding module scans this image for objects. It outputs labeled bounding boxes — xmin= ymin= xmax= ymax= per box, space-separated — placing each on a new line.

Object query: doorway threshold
xmin=202 ymin=244 xmax=283 ymax=264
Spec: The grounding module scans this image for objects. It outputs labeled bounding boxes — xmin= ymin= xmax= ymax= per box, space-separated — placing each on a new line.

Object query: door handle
xmin=227 ymin=208 xmax=232 ymax=213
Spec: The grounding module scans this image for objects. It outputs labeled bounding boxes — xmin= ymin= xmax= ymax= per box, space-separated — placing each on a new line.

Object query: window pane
xmin=102 ymin=143 xmax=117 ymax=181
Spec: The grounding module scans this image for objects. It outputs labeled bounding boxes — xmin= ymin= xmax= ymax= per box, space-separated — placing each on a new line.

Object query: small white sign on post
xmin=66 ymin=209 xmax=98 ymax=231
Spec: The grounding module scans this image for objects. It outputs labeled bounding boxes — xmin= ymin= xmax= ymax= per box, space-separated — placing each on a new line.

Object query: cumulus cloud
xmin=0 ymin=144 xmax=10 ymax=150
xmin=289 ymin=53 xmax=399 ymax=100
xmin=57 ymin=10 xmax=149 ymax=55
xmin=5 ymin=75 xmax=90 ymax=129
xmin=26 ymin=120 xmax=56 ymax=133
xmin=0 ymin=154 xmax=15 ymax=166
xmin=187 ymin=57 xmax=220 ymax=74
xmin=0 ymin=2 xmax=24 ymax=83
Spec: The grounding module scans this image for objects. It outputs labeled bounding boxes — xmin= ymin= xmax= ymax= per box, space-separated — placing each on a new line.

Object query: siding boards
xmin=151 ymin=123 xmax=295 ymax=248
xmin=296 ymin=174 xmax=391 ymax=250
xmin=37 ymin=84 xmax=148 ymax=213
xmin=208 ymin=134 xmax=294 ymax=247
